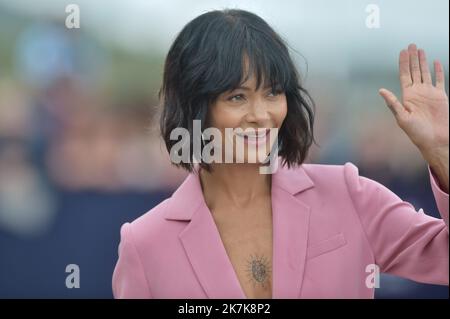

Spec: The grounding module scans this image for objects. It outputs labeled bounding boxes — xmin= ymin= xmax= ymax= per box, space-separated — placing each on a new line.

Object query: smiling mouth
xmin=235 ymin=128 xmax=270 ymax=146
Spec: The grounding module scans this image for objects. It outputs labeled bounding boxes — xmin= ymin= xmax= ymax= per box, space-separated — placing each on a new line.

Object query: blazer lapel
xmin=271 ymin=186 xmax=311 ymax=298
xmin=165 ymin=171 xmax=246 ymax=298
xmin=164 ymin=162 xmax=314 ymax=299
xmin=271 ymin=164 xmax=314 ymax=298
xmin=179 ymin=201 xmax=246 ymax=298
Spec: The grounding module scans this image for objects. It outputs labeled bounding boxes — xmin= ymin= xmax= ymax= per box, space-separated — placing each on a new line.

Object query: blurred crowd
xmin=0 ymin=21 xmax=186 ymax=235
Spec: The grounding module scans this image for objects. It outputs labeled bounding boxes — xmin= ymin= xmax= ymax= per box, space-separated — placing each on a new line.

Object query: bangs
xmin=196 ymin=12 xmax=296 ymax=98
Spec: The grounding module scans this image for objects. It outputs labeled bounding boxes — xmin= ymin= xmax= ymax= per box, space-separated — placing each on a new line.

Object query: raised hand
xmin=379 ymin=44 xmax=448 ymax=155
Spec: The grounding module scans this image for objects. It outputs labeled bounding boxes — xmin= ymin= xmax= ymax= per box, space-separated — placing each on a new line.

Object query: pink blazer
xmin=112 ymin=161 xmax=449 ymax=298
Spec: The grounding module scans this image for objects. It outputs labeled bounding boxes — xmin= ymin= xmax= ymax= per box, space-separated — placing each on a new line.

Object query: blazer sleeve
xmin=112 ymin=222 xmax=153 ymax=298
xmin=343 ymin=162 xmax=449 ymax=285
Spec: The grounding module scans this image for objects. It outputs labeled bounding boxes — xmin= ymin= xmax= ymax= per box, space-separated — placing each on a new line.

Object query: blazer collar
xmin=164 ymin=160 xmax=315 ymax=299
xmin=165 ymin=160 xmax=314 ymax=221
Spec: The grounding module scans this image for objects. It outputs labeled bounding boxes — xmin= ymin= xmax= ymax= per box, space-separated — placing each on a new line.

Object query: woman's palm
xmin=379 ymin=44 xmax=449 ymax=153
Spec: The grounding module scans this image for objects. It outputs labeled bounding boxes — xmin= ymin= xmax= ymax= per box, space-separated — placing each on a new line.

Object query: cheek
xmin=274 ymin=99 xmax=288 ymax=127
xmin=209 ymin=104 xmax=242 ymax=130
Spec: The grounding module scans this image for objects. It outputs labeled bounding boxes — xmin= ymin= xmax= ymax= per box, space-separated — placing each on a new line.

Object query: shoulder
xmin=131 ymin=197 xmax=172 ymax=227
xmin=118 ymin=197 xmax=176 ymax=246
xmin=301 ymin=161 xmax=358 ymax=176
xmin=295 ymin=161 xmax=400 ymax=207
xmin=119 ymin=170 xmax=201 ymax=243
xmin=279 ymin=161 xmax=361 ymax=187
xmin=312 ymin=161 xmax=362 ymax=185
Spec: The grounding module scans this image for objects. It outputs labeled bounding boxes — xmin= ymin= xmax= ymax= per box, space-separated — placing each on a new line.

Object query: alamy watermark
xmin=365 ymin=263 xmax=380 ymax=288
xmin=169 ymin=120 xmax=280 ymax=174
xmin=65 ymin=264 xmax=80 ymax=289
xmin=65 ymin=4 xmax=80 ymax=29
xmin=365 ymin=4 xmax=380 ymax=29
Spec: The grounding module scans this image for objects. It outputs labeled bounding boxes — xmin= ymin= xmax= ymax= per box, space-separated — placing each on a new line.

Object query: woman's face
xmin=208 ymin=73 xmax=288 ymax=164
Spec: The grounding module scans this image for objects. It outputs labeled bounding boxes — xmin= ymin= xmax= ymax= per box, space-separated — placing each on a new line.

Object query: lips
xmin=235 ymin=128 xmax=270 ymax=146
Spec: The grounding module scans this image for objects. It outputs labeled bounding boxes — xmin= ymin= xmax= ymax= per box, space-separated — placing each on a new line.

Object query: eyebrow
xmin=232 ymin=85 xmax=251 ymax=91
xmin=231 ymin=84 xmax=278 ymax=91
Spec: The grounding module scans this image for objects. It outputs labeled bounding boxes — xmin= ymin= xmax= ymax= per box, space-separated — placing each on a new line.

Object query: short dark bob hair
xmin=159 ymin=9 xmax=317 ymax=172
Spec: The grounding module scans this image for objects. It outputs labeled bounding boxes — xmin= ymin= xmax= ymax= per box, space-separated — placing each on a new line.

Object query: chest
xmin=211 ymin=201 xmax=273 ymax=299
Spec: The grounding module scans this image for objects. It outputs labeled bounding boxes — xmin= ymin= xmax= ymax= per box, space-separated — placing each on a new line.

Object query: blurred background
xmin=0 ymin=0 xmax=448 ymax=298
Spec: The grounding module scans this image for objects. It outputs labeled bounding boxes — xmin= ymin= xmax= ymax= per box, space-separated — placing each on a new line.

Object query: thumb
xmin=378 ymin=88 xmax=408 ymax=120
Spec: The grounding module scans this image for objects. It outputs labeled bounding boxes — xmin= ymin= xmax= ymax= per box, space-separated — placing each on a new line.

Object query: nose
xmin=245 ymin=101 xmax=271 ymax=125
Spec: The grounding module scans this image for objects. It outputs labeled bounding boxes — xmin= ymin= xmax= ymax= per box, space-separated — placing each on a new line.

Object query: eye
xmin=267 ymin=88 xmax=283 ymax=97
xmin=228 ymin=94 xmax=245 ymax=102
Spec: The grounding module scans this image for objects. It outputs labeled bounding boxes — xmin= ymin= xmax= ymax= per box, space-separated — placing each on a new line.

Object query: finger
xmin=434 ymin=60 xmax=445 ymax=90
xmin=418 ymin=49 xmax=432 ymax=84
xmin=379 ymin=88 xmax=408 ymax=121
xmin=408 ymin=44 xmax=421 ymax=83
xmin=399 ymin=49 xmax=413 ymax=88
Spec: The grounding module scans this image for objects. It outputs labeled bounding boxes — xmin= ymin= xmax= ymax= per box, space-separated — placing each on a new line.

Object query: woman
xmin=112 ymin=9 xmax=448 ymax=299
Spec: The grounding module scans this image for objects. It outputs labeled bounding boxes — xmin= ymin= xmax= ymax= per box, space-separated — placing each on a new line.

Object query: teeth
xmin=236 ymin=129 xmax=269 ymax=138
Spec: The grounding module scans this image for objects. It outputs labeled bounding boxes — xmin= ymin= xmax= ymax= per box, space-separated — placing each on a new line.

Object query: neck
xmin=199 ymin=163 xmax=271 ymax=210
